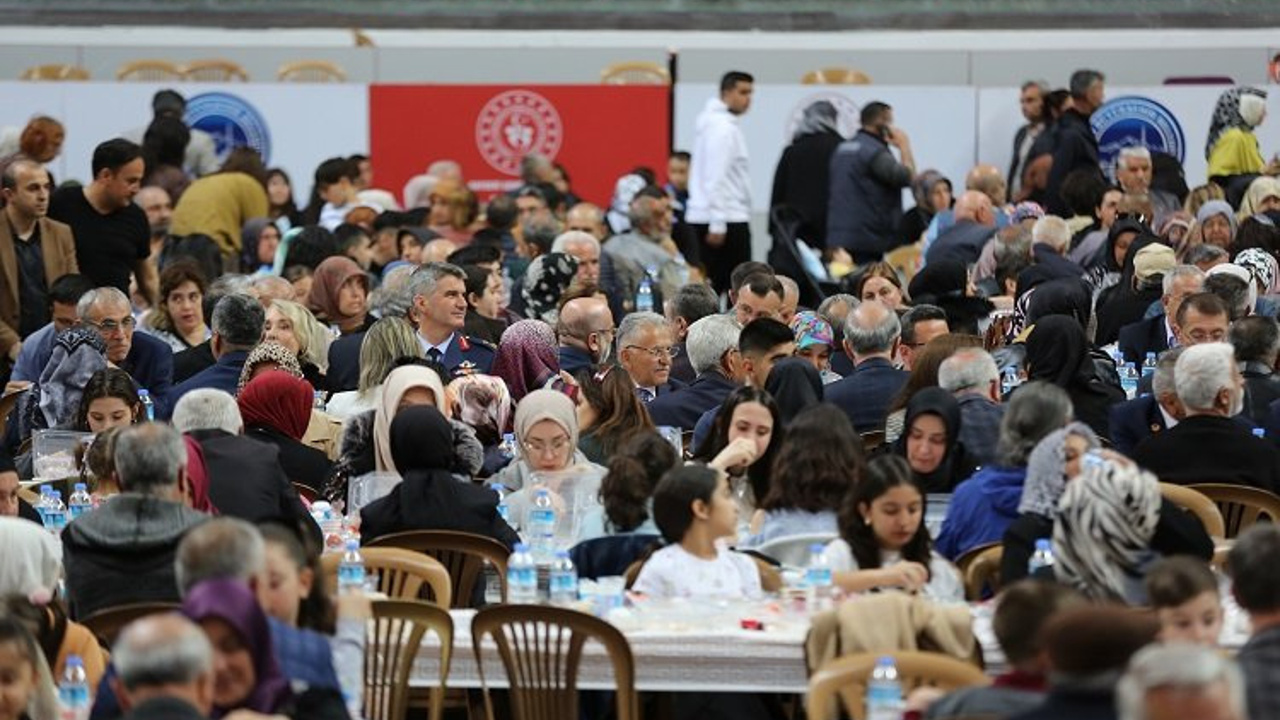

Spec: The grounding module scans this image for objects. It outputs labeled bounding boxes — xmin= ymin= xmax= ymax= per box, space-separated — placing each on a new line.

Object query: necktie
xmin=428 ymin=348 xmax=443 ymax=364
xmin=637 ymin=387 xmax=655 ymax=403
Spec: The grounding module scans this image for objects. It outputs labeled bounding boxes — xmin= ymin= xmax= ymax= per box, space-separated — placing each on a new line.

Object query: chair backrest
xmin=366 ymin=599 xmax=453 ymax=720
xmin=807 ymin=651 xmax=989 ymax=720
xmin=860 ymin=430 xmax=887 ymax=451
xmin=116 ymin=60 xmax=184 ymax=82
xmin=472 ymin=605 xmax=637 ymax=720
xmin=1187 ymin=483 xmax=1280 ymax=538
xmin=278 ymin=60 xmax=347 ymax=82
xmin=600 ymin=61 xmax=670 ymax=85
xmin=753 ymin=532 xmax=838 ymax=568
xmin=321 ymin=547 xmax=452 ymax=608
xmin=568 ymin=534 xmax=660 ymax=581
xmin=21 ymin=64 xmax=89 ymax=81
xmin=1159 ymin=483 xmax=1226 ymax=538
xmin=293 ymin=482 xmax=318 ymax=504
xmin=183 ymin=59 xmax=249 ymax=82
xmin=365 ymin=530 xmax=509 ymax=608
xmin=801 ymin=67 xmax=873 ymax=85
xmin=960 ymin=544 xmax=1004 ymax=601
xmin=79 ymin=602 xmax=180 ymax=648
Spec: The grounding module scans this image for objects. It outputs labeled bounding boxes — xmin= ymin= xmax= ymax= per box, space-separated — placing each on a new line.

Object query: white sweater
xmin=685 ymin=97 xmax=752 ymax=232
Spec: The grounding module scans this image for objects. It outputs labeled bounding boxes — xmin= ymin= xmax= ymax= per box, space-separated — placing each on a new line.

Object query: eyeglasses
xmin=522 ymin=437 xmax=571 ymax=456
xmin=625 ymin=344 xmax=680 ymax=358
xmin=86 ymin=317 xmax=136 ymax=334
xmin=1117 ymin=212 xmax=1149 ymax=225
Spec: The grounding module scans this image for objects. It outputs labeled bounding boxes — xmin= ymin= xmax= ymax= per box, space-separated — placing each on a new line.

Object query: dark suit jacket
xmin=924 ymin=220 xmax=998 ymax=267
xmin=173 ymin=340 xmax=215 ymax=384
xmin=246 ymin=425 xmax=332 ymax=492
xmin=669 ymin=342 xmax=696 ymax=384
xmin=185 ymin=429 xmax=310 ymax=525
xmin=1242 ymin=363 xmax=1280 ymax=427
xmin=646 ymin=370 xmax=738 ymax=431
xmin=824 ymin=357 xmax=908 ymax=433
xmin=325 ymin=330 xmax=364 ymax=392
xmin=0 ymin=216 xmax=78 ymax=355
xmin=123 ymin=696 xmax=208 ymax=720
xmin=120 ymin=331 xmax=175 ymax=416
xmin=1116 ymin=315 xmax=1169 ymax=368
xmin=1109 ymin=395 xmax=1169 ymax=456
xmin=164 ymin=350 xmax=247 ymax=418
xmin=1131 ymin=415 xmax=1280 ymax=492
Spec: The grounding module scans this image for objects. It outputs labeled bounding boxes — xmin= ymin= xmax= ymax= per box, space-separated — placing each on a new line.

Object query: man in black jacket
xmin=826 ymin=101 xmax=916 ymax=263
xmin=1045 ymin=69 xmax=1106 ymax=216
xmin=1233 ymin=316 xmax=1280 ymax=425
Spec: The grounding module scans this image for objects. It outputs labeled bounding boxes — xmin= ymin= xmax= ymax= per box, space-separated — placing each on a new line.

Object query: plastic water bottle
xmin=58 ymin=654 xmax=90 ymax=720
xmin=313 ymin=391 xmax=326 ymax=410
xmin=490 ymin=483 xmax=511 ymax=525
xmin=635 ymin=271 xmax=654 ymax=312
xmin=1000 ymin=366 xmax=1020 ymax=396
xmin=805 ymin=543 xmax=834 ymax=609
xmin=1141 ymin=352 xmax=1158 ymax=378
xmin=866 ymin=656 xmax=904 ymax=720
xmin=1253 ymin=427 xmax=1266 ymax=439
xmin=1028 ymin=538 xmax=1056 ymax=576
xmin=46 ymin=491 xmax=67 ymax=534
xmin=498 ymin=433 xmax=518 ymax=462
xmin=68 ymin=484 xmax=92 ymax=521
xmin=337 ymin=540 xmax=366 ymax=593
xmin=528 ymin=489 xmax=557 ymax=562
xmin=548 ymin=551 xmax=578 ymax=605
xmin=508 ymin=543 xmax=539 ymax=603
xmin=137 ymin=389 xmax=154 ymax=422
xmin=36 ymin=486 xmax=52 ymax=530
xmin=1120 ymin=362 xmax=1138 ymax=399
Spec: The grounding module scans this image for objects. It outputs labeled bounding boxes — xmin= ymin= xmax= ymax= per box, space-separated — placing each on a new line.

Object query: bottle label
xmin=338 ymin=563 xmax=365 ymax=588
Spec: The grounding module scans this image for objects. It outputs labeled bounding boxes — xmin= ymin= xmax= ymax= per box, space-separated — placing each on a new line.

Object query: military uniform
xmin=421 ymin=332 xmax=495 ymax=379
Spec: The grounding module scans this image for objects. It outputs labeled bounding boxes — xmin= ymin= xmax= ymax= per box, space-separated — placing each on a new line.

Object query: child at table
xmin=1144 ymin=556 xmax=1225 ymax=646
xmin=631 ymin=464 xmax=763 ymax=600
xmin=823 ymin=455 xmax=964 ymax=603
xmin=0 ymin=615 xmax=57 ymax=720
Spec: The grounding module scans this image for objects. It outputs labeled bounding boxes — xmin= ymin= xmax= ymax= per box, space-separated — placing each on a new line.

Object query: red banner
xmin=370 ymin=84 xmax=670 ymax=209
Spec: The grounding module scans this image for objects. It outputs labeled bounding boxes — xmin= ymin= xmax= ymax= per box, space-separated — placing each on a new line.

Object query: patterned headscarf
xmin=23 ymin=327 xmax=108 ymax=438
xmin=490 ymin=320 xmax=559 ymax=403
xmin=1234 ymin=247 xmax=1280 ymax=295
xmin=1011 ymin=201 xmax=1046 ymax=224
xmin=521 ymin=252 xmax=578 ymax=325
xmin=236 ymin=341 xmax=304 ymax=394
xmin=1205 ymin=86 xmax=1268 ymax=159
xmin=448 ymin=374 xmax=513 ymax=443
xmin=1018 ymin=422 xmax=1100 ymax=518
xmin=1053 ymin=458 xmax=1162 ymax=604
xmin=607 ymin=173 xmax=648 ymax=233
xmin=789 ymin=310 xmax=834 ymax=351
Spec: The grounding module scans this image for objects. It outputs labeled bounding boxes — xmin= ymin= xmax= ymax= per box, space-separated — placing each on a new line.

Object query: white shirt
xmin=417 ymin=332 xmax=455 ymax=359
xmin=632 ymin=543 xmax=763 ymax=600
xmin=1158 ymin=403 xmax=1180 ymax=430
xmin=685 ymin=98 xmax=751 ymax=233
xmin=821 ymin=538 xmax=964 ymax=604
xmin=319 ymin=202 xmax=355 ymax=231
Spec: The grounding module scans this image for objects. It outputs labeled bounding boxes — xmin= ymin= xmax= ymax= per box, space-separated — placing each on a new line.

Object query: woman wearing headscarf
xmin=360 ymin=405 xmax=518 ymax=554
xmin=490 ymin=319 xmax=561 ymax=403
xmin=241 ymin=218 xmax=282 ymax=276
xmin=1206 ymin=86 xmax=1273 ymax=184
xmin=493 ymin=389 xmax=604 ymax=495
xmin=1094 ymin=235 xmax=1170 ymax=346
xmin=0 ymin=517 xmax=106 ymax=688
xmin=789 ymin=311 xmax=842 ymax=384
xmin=1052 ymin=457 xmax=1212 ymax=605
xmin=12 ymin=328 xmax=108 ymax=460
xmin=447 ymin=374 xmax=514 ymax=476
xmin=892 ymin=387 xmax=975 ymax=493
xmin=900 ymin=170 xmax=953 ymax=247
xmin=907 ymin=259 xmax=994 ymax=335
xmin=1234 ymin=248 xmax=1280 ymax=313
xmin=1024 ymin=315 xmax=1124 ymax=440
xmin=237 ymin=341 xmax=305 ymax=393
xmin=1191 ymin=200 xmax=1238 ymax=254
xmin=305 ymin=255 xmax=371 ymax=336
xmin=606 ymin=173 xmax=648 ymax=235
xmin=182 ymin=578 xmax=347 ymax=720
xmin=770 ymin=100 xmax=845 ymax=246
xmin=520 ymin=252 xmax=578 ymax=325
xmin=238 ymin=371 xmax=332 ymax=493
xmin=1238 ymin=176 xmax=1280 ymax=219
xmin=763 ymin=357 xmax=823 ymax=427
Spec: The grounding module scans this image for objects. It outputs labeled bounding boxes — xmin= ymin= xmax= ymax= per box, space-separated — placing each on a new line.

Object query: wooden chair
xmin=959 ymin=544 xmax=1003 ymax=601
xmin=472 ymin=605 xmax=638 ymax=720
xmin=20 ymin=64 xmax=89 ymax=81
xmin=79 ymin=602 xmax=180 ymax=647
xmin=365 ymin=530 xmax=509 ymax=607
xmin=292 ymin=482 xmax=318 ymax=504
xmin=807 ymin=651 xmax=989 ymax=720
xmin=183 ymin=59 xmax=249 ymax=82
xmin=365 ymin=599 xmax=453 ymax=720
xmin=321 ymin=546 xmax=452 ymax=608
xmin=600 ymin=61 xmax=670 ymax=85
xmin=1159 ymin=483 xmax=1226 ymax=538
xmin=859 ymin=430 xmax=887 ymax=451
xmin=116 ymin=60 xmax=184 ymax=82
xmin=801 ymin=67 xmax=873 ymax=85
xmin=1187 ymin=484 xmax=1280 ymax=538
xmin=278 ymin=60 xmax=347 ymax=82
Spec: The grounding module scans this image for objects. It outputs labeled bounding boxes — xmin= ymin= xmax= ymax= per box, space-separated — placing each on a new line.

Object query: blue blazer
xmin=647 ymin=370 xmax=738 ymax=431
xmin=1117 ymin=315 xmax=1169 ymax=368
xmin=1108 ymin=395 xmax=1167 ymax=456
xmin=824 ymin=357 xmax=908 ymax=433
xmin=163 ymin=350 xmax=247 ymax=418
xmin=325 ymin=330 xmax=365 ymax=392
xmin=559 ymin=345 xmax=595 ymax=376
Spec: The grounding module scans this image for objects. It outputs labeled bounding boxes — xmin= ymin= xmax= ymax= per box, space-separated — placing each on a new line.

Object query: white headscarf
xmin=0 ymin=517 xmax=62 ymax=602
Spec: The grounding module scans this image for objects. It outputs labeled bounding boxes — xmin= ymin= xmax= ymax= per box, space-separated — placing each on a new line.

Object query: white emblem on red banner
xmin=475 ymin=89 xmax=564 ymax=176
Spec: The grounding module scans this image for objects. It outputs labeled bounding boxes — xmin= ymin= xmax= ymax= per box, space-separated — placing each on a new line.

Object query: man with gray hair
xmin=1109 ymin=347 xmax=1187 ymax=455
xmin=825 ymin=300 xmax=908 ymax=432
xmin=938 ymin=347 xmax=1004 ymax=466
xmin=406 ymin=261 xmax=494 ymax=379
xmin=75 ymin=285 xmax=175 ymax=412
xmin=1133 ymin=342 xmax=1280 ymax=491
xmin=616 ymin=311 xmax=683 ymax=403
xmin=1008 ymin=80 xmax=1048 ymax=198
xmin=647 ymin=313 xmax=742 ymax=431
xmin=1046 ymin=68 xmax=1106 ymax=215
xmin=1232 ymin=315 xmax=1280 ymax=424
xmin=1118 ymin=264 xmax=1205 ymax=366
xmin=1116 ymin=643 xmax=1245 ymax=720
xmin=62 ymin=423 xmax=207 ymax=618
xmin=1228 ymin=524 xmax=1280 ymax=719
xmin=666 ymin=282 xmax=719 ymax=384
xmin=112 ymin=614 xmax=215 ymax=720
xmin=165 ymin=293 xmax=263 ymax=412
xmin=605 ymin=187 xmax=689 ymax=304
xmin=1115 ymin=145 xmax=1181 ymax=222
xmin=173 ymin=388 xmax=310 ymax=525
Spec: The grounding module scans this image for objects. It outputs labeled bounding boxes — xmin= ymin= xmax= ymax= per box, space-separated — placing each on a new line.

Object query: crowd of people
xmin=0 ymin=66 xmax=1276 ymax=720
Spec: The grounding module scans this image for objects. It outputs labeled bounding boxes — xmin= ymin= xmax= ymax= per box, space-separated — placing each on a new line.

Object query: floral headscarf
xmin=521 ymin=252 xmax=578 ymax=325
xmin=22 ymin=327 xmax=108 ymax=438
xmin=1234 ymin=247 xmax=1280 ymax=295
xmin=1206 ymin=86 xmax=1268 ymax=159
xmin=789 ymin=310 xmax=833 ymax=351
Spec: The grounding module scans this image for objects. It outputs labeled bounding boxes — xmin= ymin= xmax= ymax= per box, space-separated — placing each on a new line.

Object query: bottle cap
xmin=877 ymin=656 xmax=894 ymax=665
xmin=74 ymin=483 xmax=87 ymax=491
xmin=344 ymin=539 xmax=359 ymax=552
xmin=555 ymin=550 xmax=569 ymax=558
xmin=67 ymin=654 xmax=83 ymax=667
xmin=1035 ymin=538 xmax=1052 ymax=550
xmin=514 ymin=542 xmax=528 ymax=552
xmin=138 ymin=389 xmax=149 ymax=397
xmin=535 ymin=488 xmax=549 ymax=497
xmin=810 ymin=543 xmax=825 ymax=552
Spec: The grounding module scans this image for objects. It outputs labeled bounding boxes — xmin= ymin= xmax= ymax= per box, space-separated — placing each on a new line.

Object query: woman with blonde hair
xmin=264 ymin=299 xmax=331 ymax=391
xmin=324 ymin=316 xmax=422 ymax=419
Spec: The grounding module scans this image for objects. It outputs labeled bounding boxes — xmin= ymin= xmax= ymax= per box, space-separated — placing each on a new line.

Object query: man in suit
xmin=690 ymin=317 xmax=795 ymax=447
xmin=77 ymin=287 xmax=174 ymax=412
xmin=172 ymin=389 xmax=309 ymax=525
xmin=405 ymin=262 xmax=494 ymax=380
xmin=826 ymin=300 xmax=909 ymax=433
xmin=1132 ymin=343 xmax=1280 ymax=492
xmin=617 ymin=311 xmax=684 ymax=404
xmin=1008 ymin=80 xmax=1048 ymax=200
xmin=113 ymin=615 xmax=215 ymax=720
xmin=924 ymin=190 xmax=998 ymax=267
xmin=938 ymin=347 xmax=1005 ymax=467
xmin=1110 ymin=348 xmax=1185 ymax=455
xmin=1233 ymin=316 xmax=1280 ymax=426
xmin=557 ymin=296 xmax=614 ymax=375
xmin=0 ymin=159 xmax=78 ymax=373
xmin=666 ymin=282 xmax=719 ymax=385
xmin=166 ymin=294 xmax=262 ymax=412
xmin=648 ymin=314 xmax=742 ymax=431
xmin=1117 ymin=264 xmax=1204 ymax=366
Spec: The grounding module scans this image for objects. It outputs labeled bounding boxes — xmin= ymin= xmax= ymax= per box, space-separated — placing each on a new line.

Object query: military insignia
xmin=1150 ymin=423 xmax=1161 ymax=433
xmin=455 ymin=360 xmax=479 ymax=377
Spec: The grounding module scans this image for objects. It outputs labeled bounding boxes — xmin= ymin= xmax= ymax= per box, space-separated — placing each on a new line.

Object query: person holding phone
xmin=826 ymin=101 xmax=917 ymax=265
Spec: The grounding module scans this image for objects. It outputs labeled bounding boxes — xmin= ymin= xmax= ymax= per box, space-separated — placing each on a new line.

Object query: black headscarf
xmin=764 ymin=358 xmax=823 ymax=426
xmin=892 ymin=387 xmax=973 ymax=493
xmin=1026 ymin=277 xmax=1093 ymax=328
xmin=1025 ymin=315 xmax=1094 ymax=388
xmin=1088 ymin=217 xmax=1147 ymax=273
xmin=908 ymin=259 xmax=968 ymax=303
xmin=390 ymin=404 xmax=454 ymax=474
